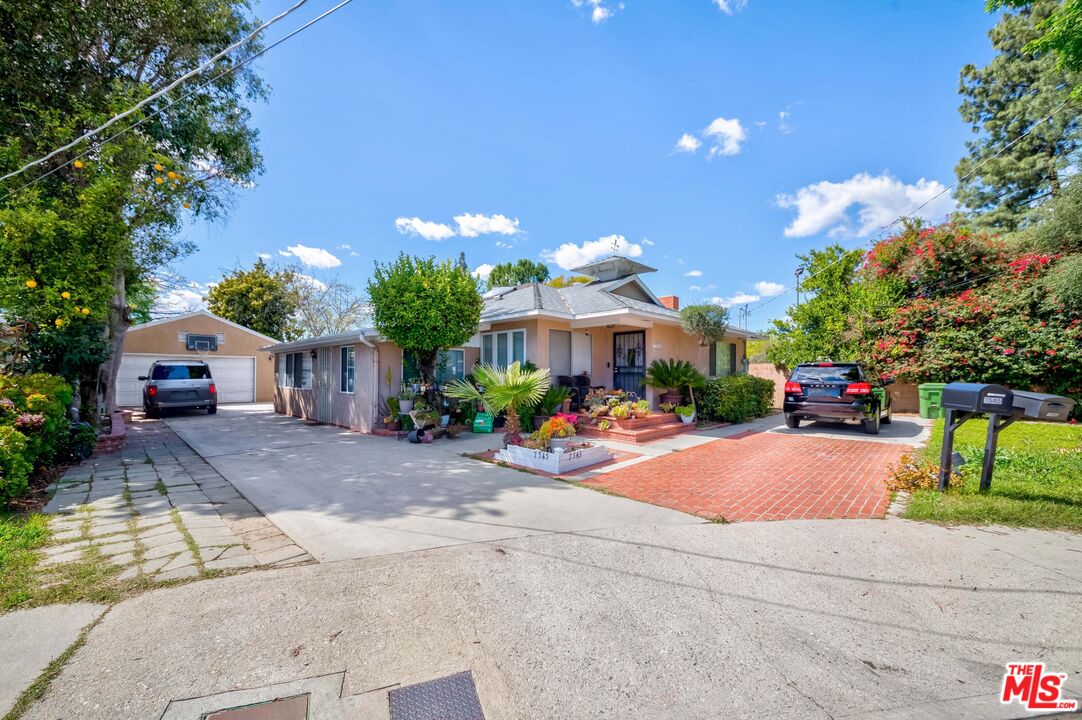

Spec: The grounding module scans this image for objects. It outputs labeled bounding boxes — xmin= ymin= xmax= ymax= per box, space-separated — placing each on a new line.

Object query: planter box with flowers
xmin=497 ymin=442 xmax=613 ymax=474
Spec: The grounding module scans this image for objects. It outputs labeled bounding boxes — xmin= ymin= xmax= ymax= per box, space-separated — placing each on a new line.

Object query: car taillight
xmin=208 ymin=383 xmax=217 ymax=395
xmin=146 ymin=386 xmax=157 ymax=398
xmin=816 ymin=362 xmax=833 ymax=367
xmin=845 ymin=382 xmax=872 ymax=396
xmin=784 ymin=381 xmax=803 ymax=394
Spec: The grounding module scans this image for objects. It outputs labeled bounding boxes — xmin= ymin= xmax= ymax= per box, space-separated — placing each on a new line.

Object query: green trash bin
xmin=918 ymin=382 xmax=947 ymax=419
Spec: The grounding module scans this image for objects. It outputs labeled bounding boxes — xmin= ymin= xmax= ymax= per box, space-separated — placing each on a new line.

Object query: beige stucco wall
xmin=124 ymin=314 xmax=276 ymax=402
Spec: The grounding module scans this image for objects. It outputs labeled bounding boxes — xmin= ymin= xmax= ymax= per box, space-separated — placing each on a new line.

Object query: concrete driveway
xmin=164 ymin=405 xmax=695 ymax=562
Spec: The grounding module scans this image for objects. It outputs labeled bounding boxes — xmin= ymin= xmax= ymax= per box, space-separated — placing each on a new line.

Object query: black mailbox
xmin=941 ymin=382 xmax=1014 ymax=414
xmin=1011 ymin=390 xmax=1076 ymax=420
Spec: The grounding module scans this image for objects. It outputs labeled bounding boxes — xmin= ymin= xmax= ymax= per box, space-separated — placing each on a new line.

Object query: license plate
xmin=171 ymin=391 xmax=197 ymax=401
xmin=807 ymin=386 xmax=839 ymax=398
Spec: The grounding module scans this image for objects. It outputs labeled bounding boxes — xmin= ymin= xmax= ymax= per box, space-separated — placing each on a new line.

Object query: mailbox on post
xmin=937 ymin=382 xmax=1076 ymax=493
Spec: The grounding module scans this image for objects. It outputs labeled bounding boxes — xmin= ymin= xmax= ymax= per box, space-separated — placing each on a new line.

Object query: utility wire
xmin=0 ymin=0 xmax=315 ymax=184
xmin=747 ymin=95 xmax=1075 ymax=319
xmin=0 ymin=0 xmax=358 ymax=205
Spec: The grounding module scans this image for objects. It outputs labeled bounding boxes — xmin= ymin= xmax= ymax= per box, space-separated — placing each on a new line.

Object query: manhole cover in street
xmin=203 ymin=693 xmax=309 ymax=720
xmin=389 ymin=671 xmax=485 ymax=720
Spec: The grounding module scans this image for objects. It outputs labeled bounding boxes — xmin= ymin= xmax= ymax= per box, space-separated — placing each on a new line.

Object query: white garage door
xmin=116 ymin=354 xmax=256 ymax=407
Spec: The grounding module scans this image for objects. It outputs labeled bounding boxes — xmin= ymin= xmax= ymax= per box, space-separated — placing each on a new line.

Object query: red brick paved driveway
xmin=583 ymin=431 xmax=910 ymax=522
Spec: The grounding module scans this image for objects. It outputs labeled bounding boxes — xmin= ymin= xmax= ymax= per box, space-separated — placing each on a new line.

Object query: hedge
xmin=700 ymin=375 xmax=775 ymax=424
xmin=0 ymin=373 xmax=77 ymax=503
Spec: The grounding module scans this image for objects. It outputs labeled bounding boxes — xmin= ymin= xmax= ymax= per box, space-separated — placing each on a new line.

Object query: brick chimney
xmin=659 ymin=295 xmax=680 ymax=310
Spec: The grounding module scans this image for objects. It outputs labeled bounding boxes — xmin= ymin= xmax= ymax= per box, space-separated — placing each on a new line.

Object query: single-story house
xmin=263 ymin=255 xmax=757 ymax=432
xmin=117 ymin=310 xmax=279 ymax=406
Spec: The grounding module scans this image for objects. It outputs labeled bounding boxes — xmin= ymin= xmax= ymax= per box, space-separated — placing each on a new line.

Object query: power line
xmin=1 ymin=0 xmax=358 ymax=205
xmin=0 ymin=0 xmax=315 ymax=185
xmin=747 ymin=95 xmax=1075 ymax=320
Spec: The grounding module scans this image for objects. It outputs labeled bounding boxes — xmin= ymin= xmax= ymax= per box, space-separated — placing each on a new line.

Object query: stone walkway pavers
xmin=42 ymin=417 xmax=312 ymax=583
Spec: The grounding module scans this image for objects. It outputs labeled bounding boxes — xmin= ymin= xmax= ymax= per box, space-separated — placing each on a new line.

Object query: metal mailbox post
xmin=937 ymin=383 xmax=1076 ymax=492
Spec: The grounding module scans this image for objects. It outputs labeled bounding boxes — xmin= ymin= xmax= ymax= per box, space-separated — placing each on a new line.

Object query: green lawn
xmin=0 ymin=511 xmax=50 ymax=610
xmin=904 ymin=419 xmax=1082 ymax=531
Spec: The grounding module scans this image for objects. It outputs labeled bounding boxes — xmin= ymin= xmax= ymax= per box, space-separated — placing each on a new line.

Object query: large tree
xmin=205 ymin=260 xmax=298 ymax=341
xmin=0 ymin=0 xmax=266 ymax=415
xmin=486 ymin=259 xmax=550 ymax=289
xmin=289 ymin=272 xmax=369 ymax=337
xmin=367 ymin=254 xmax=482 ymax=382
xmin=955 ymin=0 xmax=1082 ymax=231
xmin=992 ymin=0 xmax=1082 ymax=77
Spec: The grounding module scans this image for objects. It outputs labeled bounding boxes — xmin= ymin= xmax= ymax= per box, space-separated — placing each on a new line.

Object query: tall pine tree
xmin=955 ymin=0 xmax=1082 ymax=231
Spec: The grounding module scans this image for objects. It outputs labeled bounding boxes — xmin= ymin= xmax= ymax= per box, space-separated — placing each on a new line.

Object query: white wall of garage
xmin=116 ymin=354 xmax=256 ymax=407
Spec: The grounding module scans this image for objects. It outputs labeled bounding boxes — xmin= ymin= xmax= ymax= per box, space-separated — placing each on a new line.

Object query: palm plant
xmin=443 ymin=361 xmax=550 ymax=446
xmin=644 ymin=358 xmax=706 ymax=406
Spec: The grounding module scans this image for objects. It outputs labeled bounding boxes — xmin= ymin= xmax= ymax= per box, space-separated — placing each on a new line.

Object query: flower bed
xmin=497 ymin=443 xmax=613 ymax=474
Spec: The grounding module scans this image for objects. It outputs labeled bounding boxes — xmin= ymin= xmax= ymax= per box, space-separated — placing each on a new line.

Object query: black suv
xmin=783 ymin=361 xmax=892 ymax=435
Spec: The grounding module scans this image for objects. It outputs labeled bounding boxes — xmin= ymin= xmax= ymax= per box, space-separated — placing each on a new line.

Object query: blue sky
xmin=169 ymin=0 xmax=998 ymax=330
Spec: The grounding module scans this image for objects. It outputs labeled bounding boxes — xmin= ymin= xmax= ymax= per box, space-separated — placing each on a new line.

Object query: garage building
xmin=117 ymin=310 xmax=278 ymax=407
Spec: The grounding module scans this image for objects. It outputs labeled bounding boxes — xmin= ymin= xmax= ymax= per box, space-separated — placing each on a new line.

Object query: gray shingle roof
xmin=480 ymin=276 xmax=680 ymax=321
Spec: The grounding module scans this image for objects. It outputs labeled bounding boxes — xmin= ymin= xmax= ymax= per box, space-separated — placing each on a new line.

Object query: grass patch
xmin=0 ymin=511 xmax=50 ymax=611
xmin=903 ymin=419 xmax=1082 ymax=531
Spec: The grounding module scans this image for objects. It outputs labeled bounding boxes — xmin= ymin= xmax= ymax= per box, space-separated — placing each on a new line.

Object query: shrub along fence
xmin=0 ymin=373 xmax=88 ymax=503
xmin=700 ymin=375 xmax=776 ymax=424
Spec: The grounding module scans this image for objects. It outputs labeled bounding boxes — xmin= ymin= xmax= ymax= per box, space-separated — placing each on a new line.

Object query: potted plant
xmin=443 ymin=361 xmax=550 ymax=447
xmin=658 ymin=402 xmax=676 ymax=414
xmin=675 ymin=404 xmax=696 ymax=424
xmin=397 ymin=386 xmax=415 ymax=414
xmin=532 ymin=385 xmax=571 ymax=431
xmin=540 ymin=415 xmax=576 ymax=451
xmin=645 ymin=358 xmax=705 ymax=406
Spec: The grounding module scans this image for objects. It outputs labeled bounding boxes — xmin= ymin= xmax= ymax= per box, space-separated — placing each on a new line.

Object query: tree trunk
xmin=97 ymin=260 xmax=129 ymax=419
xmin=415 ymin=348 xmax=438 ymax=383
xmin=1048 ymin=145 xmax=1060 ymax=198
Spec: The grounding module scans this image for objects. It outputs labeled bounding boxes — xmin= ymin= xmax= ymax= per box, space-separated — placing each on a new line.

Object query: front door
xmin=613 ymin=330 xmax=646 ymax=396
xmin=315 ymin=347 xmax=333 ymax=423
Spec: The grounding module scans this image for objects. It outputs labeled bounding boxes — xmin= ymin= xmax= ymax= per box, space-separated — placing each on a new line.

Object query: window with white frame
xmin=480 ymin=329 xmax=526 ymax=366
xmin=278 ymin=351 xmax=312 ymax=389
xmin=339 ymin=346 xmax=355 ymax=393
xmin=435 ymin=349 xmax=465 ymax=382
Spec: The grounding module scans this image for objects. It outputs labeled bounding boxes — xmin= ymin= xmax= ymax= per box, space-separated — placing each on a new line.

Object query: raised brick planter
xmin=579 ymin=413 xmax=706 ymax=444
xmin=93 ymin=411 xmax=127 ymax=456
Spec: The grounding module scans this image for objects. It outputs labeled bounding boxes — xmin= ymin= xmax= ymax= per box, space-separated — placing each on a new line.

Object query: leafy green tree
xmin=206 ymin=260 xmax=298 ymax=341
xmin=991 ymin=0 xmax=1082 ymax=77
xmin=955 ymin=0 xmax=1082 ymax=230
xmin=680 ymin=304 xmax=731 ymax=346
xmin=767 ymin=245 xmax=901 ymax=372
xmin=486 ymin=259 xmax=550 ymax=289
xmin=0 ymin=0 xmax=266 ymax=414
xmin=546 ymin=275 xmax=592 ymax=288
xmin=367 ymin=254 xmax=483 ymax=382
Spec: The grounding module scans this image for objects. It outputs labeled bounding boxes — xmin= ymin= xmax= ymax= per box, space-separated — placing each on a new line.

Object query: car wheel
xmin=145 ymin=405 xmax=159 ymax=419
xmin=881 ymin=403 xmax=892 ymax=424
xmin=784 ymin=413 xmax=801 ymax=429
xmin=863 ymin=414 xmax=880 ymax=435
xmin=208 ymin=405 xmax=217 ymax=415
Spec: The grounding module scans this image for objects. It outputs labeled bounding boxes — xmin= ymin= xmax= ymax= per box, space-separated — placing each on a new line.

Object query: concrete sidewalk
xmin=23 ymin=518 xmax=1082 ymax=720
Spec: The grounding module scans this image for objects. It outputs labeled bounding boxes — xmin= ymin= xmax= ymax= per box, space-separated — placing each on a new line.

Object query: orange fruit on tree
xmin=154 ymin=176 xmax=164 ymax=184
xmin=81 ymin=307 xmax=91 ymax=315
xmin=25 ymin=279 xmax=37 ymax=289
xmin=167 ymin=171 xmax=177 ymax=179
xmin=61 ymin=291 xmax=71 ymax=299
xmin=154 ymin=163 xmax=163 ymax=171
xmin=73 ymin=160 xmax=84 ymax=169
xmin=55 ymin=318 xmax=64 ymax=327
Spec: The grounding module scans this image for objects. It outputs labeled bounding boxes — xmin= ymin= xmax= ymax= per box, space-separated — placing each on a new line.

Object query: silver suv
xmin=139 ymin=360 xmax=217 ymax=417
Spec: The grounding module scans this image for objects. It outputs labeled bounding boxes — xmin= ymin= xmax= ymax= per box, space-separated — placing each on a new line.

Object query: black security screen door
xmin=613 ymin=330 xmax=646 ymax=396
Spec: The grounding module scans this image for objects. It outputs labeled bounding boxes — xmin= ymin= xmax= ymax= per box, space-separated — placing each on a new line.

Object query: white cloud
xmin=641 ymin=238 xmax=655 ymax=246
xmin=778 ymin=110 xmax=792 ymax=134
xmin=572 ymin=0 xmax=622 ymax=23
xmin=713 ymin=0 xmax=748 ymax=14
xmin=278 ymin=244 xmax=342 ymax=269
xmin=704 ymin=117 xmax=747 ymax=157
xmin=754 ymin=280 xmax=785 ymax=297
xmin=337 ymin=243 xmax=352 ymax=250
xmin=710 ymin=292 xmax=759 ymax=308
xmin=394 ymin=216 xmax=456 ymax=241
xmin=257 ymin=252 xmax=272 ymax=260
xmin=674 ymin=133 xmax=702 ymax=154
xmin=540 ymin=234 xmax=644 ymax=271
xmin=472 ymin=263 xmax=494 ymax=281
xmin=684 ymin=270 xmax=703 ymax=277
xmin=154 ymin=280 xmax=209 ymax=315
xmin=454 ymin=213 xmax=520 ymax=238
xmin=689 ymin=284 xmax=703 ymax=291
xmin=776 ymin=172 xmax=956 ymax=238
xmin=295 ymin=273 xmax=328 ymax=291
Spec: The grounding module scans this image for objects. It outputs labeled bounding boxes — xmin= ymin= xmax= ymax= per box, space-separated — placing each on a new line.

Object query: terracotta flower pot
xmin=660 ymin=392 xmax=683 ymax=406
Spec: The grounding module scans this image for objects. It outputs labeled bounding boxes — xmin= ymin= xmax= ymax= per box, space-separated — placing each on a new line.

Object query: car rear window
xmin=151 ymin=364 xmax=210 ymax=380
xmin=790 ymin=365 xmax=863 ymax=383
